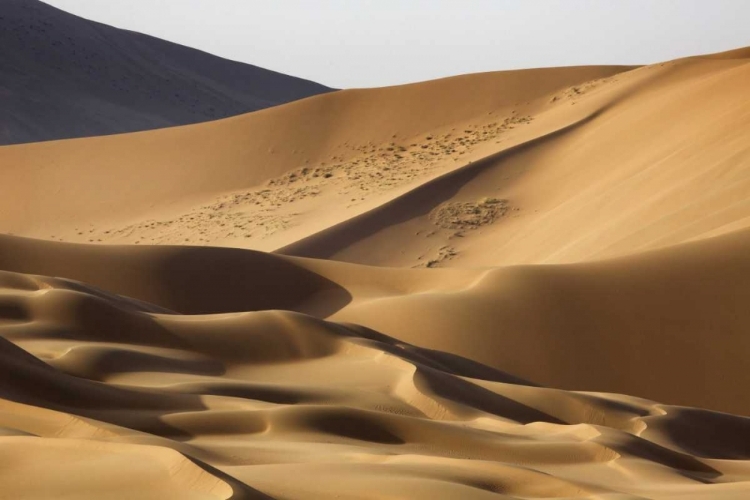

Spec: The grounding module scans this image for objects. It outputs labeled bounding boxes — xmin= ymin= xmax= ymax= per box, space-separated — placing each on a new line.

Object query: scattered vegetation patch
xmin=430 ymin=197 xmax=509 ymax=230
xmin=426 ymin=246 xmax=458 ymax=268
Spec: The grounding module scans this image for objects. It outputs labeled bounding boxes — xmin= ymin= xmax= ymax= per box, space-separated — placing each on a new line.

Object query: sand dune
xmin=282 ymin=52 xmax=750 ymax=266
xmin=1 ymin=227 xmax=750 ymax=415
xmin=1 ymin=238 xmax=750 ymax=498
xmin=2 ymin=42 xmax=750 ymax=498
xmin=0 ymin=64 xmax=629 ymax=247
xmin=6 ymin=49 xmax=750 ymax=266
xmin=0 ymin=0 xmax=330 ymax=145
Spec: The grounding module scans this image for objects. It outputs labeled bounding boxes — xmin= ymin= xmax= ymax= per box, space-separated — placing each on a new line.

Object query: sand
xmin=1 ymin=44 xmax=750 ymax=498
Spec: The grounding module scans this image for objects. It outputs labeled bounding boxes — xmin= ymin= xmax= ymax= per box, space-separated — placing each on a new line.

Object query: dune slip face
xmin=1 ymin=12 xmax=750 ymax=497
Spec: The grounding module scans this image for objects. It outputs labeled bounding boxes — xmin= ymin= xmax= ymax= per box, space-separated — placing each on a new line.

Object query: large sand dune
xmin=0 ymin=64 xmax=627 ymax=245
xmin=281 ymin=51 xmax=750 ymax=266
xmin=0 ymin=0 xmax=331 ymax=145
xmin=5 ymin=49 xmax=750 ymax=265
xmin=1 ymin=234 xmax=750 ymax=498
xmin=2 ymin=44 xmax=750 ymax=498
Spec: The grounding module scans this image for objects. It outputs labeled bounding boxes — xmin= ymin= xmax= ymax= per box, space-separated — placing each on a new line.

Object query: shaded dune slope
xmin=1 ymin=245 xmax=750 ymax=498
xmin=2 ymin=230 xmax=749 ymax=416
xmin=0 ymin=234 xmax=349 ymax=316
xmin=0 ymin=0 xmax=331 ymax=145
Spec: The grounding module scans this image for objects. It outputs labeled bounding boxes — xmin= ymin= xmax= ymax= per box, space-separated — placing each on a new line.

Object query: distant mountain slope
xmin=0 ymin=0 xmax=332 ymax=145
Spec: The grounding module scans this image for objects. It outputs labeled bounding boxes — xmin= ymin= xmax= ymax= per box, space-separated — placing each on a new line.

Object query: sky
xmin=44 ymin=0 xmax=750 ymax=89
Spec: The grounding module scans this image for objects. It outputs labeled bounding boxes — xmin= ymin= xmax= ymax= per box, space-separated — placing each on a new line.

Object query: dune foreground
xmin=2 ymin=47 xmax=750 ymax=498
xmin=1 ymin=235 xmax=750 ymax=499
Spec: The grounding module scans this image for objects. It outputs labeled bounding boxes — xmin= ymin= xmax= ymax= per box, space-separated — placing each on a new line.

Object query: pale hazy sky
xmin=44 ymin=0 xmax=750 ymax=88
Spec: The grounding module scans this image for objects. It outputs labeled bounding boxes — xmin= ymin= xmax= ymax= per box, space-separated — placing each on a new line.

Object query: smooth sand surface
xmin=2 ymin=47 xmax=750 ymax=498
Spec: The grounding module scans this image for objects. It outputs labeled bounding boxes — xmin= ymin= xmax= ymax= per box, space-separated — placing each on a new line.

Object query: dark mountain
xmin=0 ymin=0 xmax=333 ymax=145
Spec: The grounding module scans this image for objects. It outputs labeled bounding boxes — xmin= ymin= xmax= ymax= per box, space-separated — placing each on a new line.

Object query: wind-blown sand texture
xmin=2 ymin=46 xmax=750 ymax=498
xmin=0 ymin=0 xmax=331 ymax=145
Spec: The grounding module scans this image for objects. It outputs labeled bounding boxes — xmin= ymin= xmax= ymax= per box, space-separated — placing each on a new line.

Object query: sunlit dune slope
xmin=1 ymin=234 xmax=750 ymax=498
xmin=282 ymin=51 xmax=750 ymax=266
xmin=3 ymin=46 xmax=750 ymax=499
xmin=6 ymin=49 xmax=750 ymax=267
xmin=2 ymin=230 xmax=749 ymax=416
xmin=0 ymin=65 xmax=629 ymax=248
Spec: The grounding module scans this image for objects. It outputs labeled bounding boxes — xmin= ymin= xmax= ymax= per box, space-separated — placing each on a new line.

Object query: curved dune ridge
xmin=1 ymin=232 xmax=750 ymax=498
xmin=1 ymin=241 xmax=750 ymax=499
xmin=2 ymin=48 xmax=750 ymax=265
xmin=2 ymin=46 xmax=750 ymax=498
